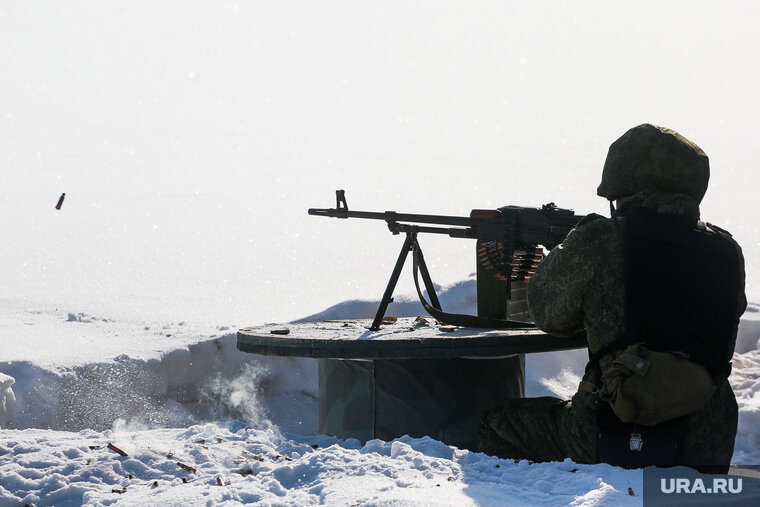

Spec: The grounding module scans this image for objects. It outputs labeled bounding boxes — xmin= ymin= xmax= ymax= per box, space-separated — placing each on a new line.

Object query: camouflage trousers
xmin=479 ymin=391 xmax=597 ymax=464
xmin=479 ymin=380 xmax=738 ymax=472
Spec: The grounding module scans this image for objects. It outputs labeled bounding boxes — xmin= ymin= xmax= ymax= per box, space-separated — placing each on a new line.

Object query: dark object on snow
xmin=269 ymin=328 xmax=290 ymax=335
xmin=177 ymin=462 xmax=197 ymax=473
xmin=107 ymin=443 xmax=128 ymax=456
xmin=55 ymin=192 xmax=65 ymax=210
xmin=309 ymin=190 xmax=584 ymax=330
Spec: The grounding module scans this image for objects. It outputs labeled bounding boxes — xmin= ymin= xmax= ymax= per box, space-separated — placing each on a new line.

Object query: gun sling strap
xmin=411 ymin=238 xmax=533 ymax=329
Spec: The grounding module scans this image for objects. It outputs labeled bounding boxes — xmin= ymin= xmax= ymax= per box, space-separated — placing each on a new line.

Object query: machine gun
xmin=309 ymin=190 xmax=585 ymax=330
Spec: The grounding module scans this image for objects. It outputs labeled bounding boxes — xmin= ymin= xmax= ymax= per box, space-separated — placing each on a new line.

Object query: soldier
xmin=479 ymin=124 xmax=746 ymax=474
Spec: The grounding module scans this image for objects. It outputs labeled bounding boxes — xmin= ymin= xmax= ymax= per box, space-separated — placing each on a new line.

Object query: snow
xmin=1 ymin=296 xmax=758 ymax=505
xmin=2 ymin=0 xmax=760 ymax=505
xmin=0 ymin=425 xmax=643 ymax=506
xmin=0 ymin=373 xmax=15 ymax=429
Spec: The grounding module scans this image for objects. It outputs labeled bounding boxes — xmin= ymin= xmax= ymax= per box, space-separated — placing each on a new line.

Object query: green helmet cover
xmin=597 ymin=124 xmax=710 ymax=203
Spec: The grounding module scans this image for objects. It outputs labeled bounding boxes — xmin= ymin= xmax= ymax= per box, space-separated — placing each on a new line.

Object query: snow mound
xmin=0 ymin=422 xmax=642 ymax=506
xmin=66 ymin=312 xmax=110 ymax=323
xmin=294 ymin=276 xmax=477 ymax=322
xmin=2 ymin=292 xmax=760 ymax=465
xmin=1 ymin=335 xmax=317 ymax=435
xmin=730 ymin=350 xmax=760 ymax=465
xmin=0 ymin=290 xmax=759 ymax=506
xmin=0 ymin=373 xmax=16 ymax=429
xmin=736 ymin=303 xmax=760 ymax=353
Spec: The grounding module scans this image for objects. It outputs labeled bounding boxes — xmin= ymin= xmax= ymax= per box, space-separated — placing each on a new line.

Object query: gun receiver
xmin=310 ymin=190 xmax=585 ymax=330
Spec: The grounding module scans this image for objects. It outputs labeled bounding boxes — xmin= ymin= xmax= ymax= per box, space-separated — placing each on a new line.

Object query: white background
xmin=2 ymin=0 xmax=758 ymax=328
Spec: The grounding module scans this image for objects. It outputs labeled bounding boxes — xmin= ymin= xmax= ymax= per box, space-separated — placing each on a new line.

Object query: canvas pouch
xmin=599 ymin=343 xmax=716 ymax=426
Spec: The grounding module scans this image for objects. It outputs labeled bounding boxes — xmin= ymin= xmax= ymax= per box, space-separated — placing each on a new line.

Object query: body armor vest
xmin=621 ymin=207 xmax=741 ymax=379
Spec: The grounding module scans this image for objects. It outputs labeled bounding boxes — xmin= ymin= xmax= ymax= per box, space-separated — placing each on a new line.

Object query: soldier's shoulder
xmin=575 ymin=212 xmax=606 ymax=228
xmin=552 ymin=213 xmax=618 ymax=256
xmin=703 ymin=220 xmax=745 ymax=263
xmin=704 ymin=221 xmax=733 ymax=237
xmin=567 ymin=213 xmax=617 ymax=240
xmin=700 ymin=220 xmax=741 ymax=246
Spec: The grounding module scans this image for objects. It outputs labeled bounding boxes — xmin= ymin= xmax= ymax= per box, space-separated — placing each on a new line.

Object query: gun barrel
xmin=308 ymin=208 xmax=472 ymax=227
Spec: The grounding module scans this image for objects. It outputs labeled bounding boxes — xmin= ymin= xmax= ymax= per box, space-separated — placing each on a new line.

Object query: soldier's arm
xmin=527 ymin=216 xmax=606 ymax=337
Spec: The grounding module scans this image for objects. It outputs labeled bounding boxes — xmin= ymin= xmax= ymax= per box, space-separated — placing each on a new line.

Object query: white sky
xmin=1 ymin=1 xmax=759 ymax=325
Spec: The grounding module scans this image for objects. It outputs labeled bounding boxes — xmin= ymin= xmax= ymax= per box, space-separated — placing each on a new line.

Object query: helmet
xmin=597 ymin=124 xmax=710 ymax=203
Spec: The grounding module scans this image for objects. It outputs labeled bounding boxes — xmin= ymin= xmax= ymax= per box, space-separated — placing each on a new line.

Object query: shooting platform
xmin=238 ymin=191 xmax=587 ymax=450
xmin=237 ymin=318 xmax=586 ymax=450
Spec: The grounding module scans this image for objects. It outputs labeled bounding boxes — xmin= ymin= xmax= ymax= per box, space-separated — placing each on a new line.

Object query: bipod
xmin=370 ymin=229 xmax=441 ymax=331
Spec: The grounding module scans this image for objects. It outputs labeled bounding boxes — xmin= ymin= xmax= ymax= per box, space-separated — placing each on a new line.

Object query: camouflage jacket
xmin=527 ymin=190 xmax=747 ymax=377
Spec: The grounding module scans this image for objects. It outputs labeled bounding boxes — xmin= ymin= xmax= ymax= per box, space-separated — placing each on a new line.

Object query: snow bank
xmin=729 ymin=350 xmax=760 ymax=466
xmin=0 ymin=422 xmax=642 ymax=506
xmin=1 ymin=334 xmax=317 ymax=435
xmin=0 ymin=373 xmax=16 ymax=429
xmin=294 ymin=275 xmax=478 ymax=323
xmin=2 ymin=282 xmax=759 ymax=466
xmin=0 ymin=306 xmax=244 ymax=369
xmin=737 ymin=304 xmax=760 ymax=353
xmin=0 ymin=285 xmax=759 ymax=506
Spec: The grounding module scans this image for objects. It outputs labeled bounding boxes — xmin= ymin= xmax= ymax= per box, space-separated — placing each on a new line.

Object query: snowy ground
xmin=0 ymin=424 xmax=644 ymax=506
xmin=0 ymin=292 xmax=759 ymax=505
xmin=3 ymin=1 xmax=760 ymax=505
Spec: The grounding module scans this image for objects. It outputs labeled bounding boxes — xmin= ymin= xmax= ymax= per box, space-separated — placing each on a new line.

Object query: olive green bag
xmin=599 ymin=344 xmax=716 ymax=426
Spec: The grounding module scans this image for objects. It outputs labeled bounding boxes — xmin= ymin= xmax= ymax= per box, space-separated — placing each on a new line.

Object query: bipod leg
xmin=413 ymin=240 xmax=441 ymax=310
xmin=370 ymin=232 xmax=416 ymax=331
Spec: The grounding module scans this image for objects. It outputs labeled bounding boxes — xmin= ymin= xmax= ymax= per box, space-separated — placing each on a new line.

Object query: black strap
xmin=411 ymin=242 xmax=534 ymax=329
xmin=583 ymin=208 xmax=737 ymax=382
xmin=595 ymin=399 xmax=682 ymax=469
